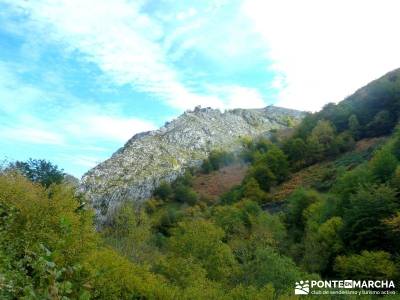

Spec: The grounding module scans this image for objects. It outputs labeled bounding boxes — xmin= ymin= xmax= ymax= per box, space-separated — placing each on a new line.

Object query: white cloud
xmin=64 ymin=114 xmax=156 ymax=143
xmin=0 ymin=60 xmax=156 ymax=145
xmin=0 ymin=127 xmax=64 ymax=145
xmin=1 ymin=0 xmax=270 ymax=111
xmin=2 ymin=0 xmax=240 ymax=110
xmin=242 ymin=0 xmax=400 ymax=111
xmin=207 ymin=85 xmax=266 ymax=109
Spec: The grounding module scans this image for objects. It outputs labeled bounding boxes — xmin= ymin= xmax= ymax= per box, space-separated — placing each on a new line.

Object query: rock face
xmin=80 ymin=105 xmax=304 ymax=223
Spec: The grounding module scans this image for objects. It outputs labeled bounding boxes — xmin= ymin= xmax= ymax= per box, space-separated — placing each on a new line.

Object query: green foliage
xmin=263 ymin=146 xmax=289 ymax=183
xmin=174 ymin=184 xmax=198 ymax=205
xmin=242 ymin=178 xmax=268 ymax=203
xmin=332 ymin=164 xmax=374 ymax=212
xmin=247 ymin=164 xmax=275 ymax=192
xmin=308 ymin=120 xmax=338 ymax=158
xmin=167 ymin=219 xmax=239 ymax=282
xmin=7 ymin=158 xmax=65 ymax=188
xmin=154 ymin=181 xmax=173 ymax=200
xmin=369 ymin=147 xmax=398 ymax=182
xmin=240 ymin=246 xmax=305 ymax=294
xmin=201 ymin=150 xmax=234 ymax=173
xmin=282 ymin=138 xmax=307 ymax=167
xmin=302 ymin=216 xmax=343 ymax=274
xmin=348 ymin=114 xmax=361 ymax=139
xmin=334 ymin=251 xmax=397 ymax=280
xmin=342 ymin=184 xmax=399 ymax=252
xmin=285 ymin=188 xmax=323 ymax=240
xmin=0 ymin=173 xmax=97 ymax=299
xmin=366 ymin=110 xmax=395 ymax=137
xmin=83 ymin=248 xmax=175 ymax=300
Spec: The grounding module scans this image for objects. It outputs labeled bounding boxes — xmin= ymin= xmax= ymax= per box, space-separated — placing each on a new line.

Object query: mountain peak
xmin=80 ymin=105 xmax=304 ymax=223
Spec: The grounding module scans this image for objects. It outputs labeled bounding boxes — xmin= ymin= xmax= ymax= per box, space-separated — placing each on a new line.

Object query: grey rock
xmin=80 ymin=105 xmax=304 ymax=223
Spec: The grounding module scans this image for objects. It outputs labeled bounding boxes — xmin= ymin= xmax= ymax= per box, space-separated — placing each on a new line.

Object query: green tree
xmin=264 ymin=146 xmax=289 ymax=183
xmin=174 ymin=184 xmax=198 ymax=205
xmin=154 ymin=181 xmax=173 ymax=200
xmin=282 ymin=138 xmax=307 ymax=166
xmin=0 ymin=173 xmax=97 ymax=299
xmin=342 ymin=185 xmax=398 ymax=252
xmin=167 ymin=219 xmax=238 ymax=282
xmin=241 ymin=246 xmax=306 ymax=294
xmin=302 ymin=217 xmax=343 ymax=274
xmin=7 ymin=158 xmax=65 ymax=188
xmin=334 ymin=251 xmax=397 ymax=280
xmin=247 ymin=164 xmax=276 ymax=192
xmin=348 ymin=114 xmax=361 ymax=139
xmin=212 ymin=205 xmax=246 ymax=238
xmin=332 ymin=164 xmax=374 ymax=214
xmin=369 ymin=148 xmax=398 ymax=182
xmin=366 ymin=110 xmax=395 ymax=137
xmin=308 ymin=120 xmax=338 ymax=158
xmin=286 ymin=188 xmax=323 ymax=241
xmin=242 ymin=177 xmax=267 ymax=203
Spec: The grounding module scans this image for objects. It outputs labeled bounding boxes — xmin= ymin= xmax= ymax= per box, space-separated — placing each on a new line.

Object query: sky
xmin=1 ymin=0 xmax=400 ymax=178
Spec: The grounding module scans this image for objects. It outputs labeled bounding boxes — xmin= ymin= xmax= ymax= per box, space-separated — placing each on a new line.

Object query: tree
xmin=242 ymin=178 xmax=268 ymax=203
xmin=366 ymin=110 xmax=395 ymax=137
xmin=8 ymin=158 xmax=65 ymax=188
xmin=342 ymin=185 xmax=399 ymax=252
xmin=247 ymin=164 xmax=276 ymax=192
xmin=369 ymin=148 xmax=398 ymax=182
xmin=0 ymin=173 xmax=97 ymax=299
xmin=348 ymin=114 xmax=361 ymax=139
xmin=263 ymin=146 xmax=289 ymax=183
xmin=282 ymin=138 xmax=307 ymax=166
xmin=174 ymin=184 xmax=198 ymax=205
xmin=308 ymin=120 xmax=338 ymax=158
xmin=392 ymin=127 xmax=400 ymax=160
xmin=167 ymin=219 xmax=238 ymax=282
xmin=302 ymin=217 xmax=343 ymax=274
xmin=334 ymin=251 xmax=397 ymax=280
xmin=285 ymin=189 xmax=323 ymax=241
xmin=154 ymin=181 xmax=173 ymax=200
xmin=212 ymin=205 xmax=246 ymax=238
xmin=241 ymin=246 xmax=305 ymax=293
xmin=332 ymin=164 xmax=374 ymax=213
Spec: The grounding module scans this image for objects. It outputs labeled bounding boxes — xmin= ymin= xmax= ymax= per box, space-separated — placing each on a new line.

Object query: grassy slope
xmin=192 ymin=164 xmax=248 ymax=201
xmin=270 ymin=137 xmax=387 ymax=202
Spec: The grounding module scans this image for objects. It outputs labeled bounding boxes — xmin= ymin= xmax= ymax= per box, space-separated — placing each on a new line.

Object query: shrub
xmin=334 ymin=251 xmax=397 ymax=280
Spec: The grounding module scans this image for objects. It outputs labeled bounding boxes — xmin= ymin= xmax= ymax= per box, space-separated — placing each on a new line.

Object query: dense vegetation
xmin=2 ymin=70 xmax=400 ymax=299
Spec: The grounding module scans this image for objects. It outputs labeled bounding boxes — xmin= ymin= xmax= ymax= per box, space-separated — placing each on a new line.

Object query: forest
xmin=1 ymin=70 xmax=400 ymax=299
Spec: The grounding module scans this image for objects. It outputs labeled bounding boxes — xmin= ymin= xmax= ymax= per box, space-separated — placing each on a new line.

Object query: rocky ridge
xmin=80 ymin=105 xmax=304 ymax=223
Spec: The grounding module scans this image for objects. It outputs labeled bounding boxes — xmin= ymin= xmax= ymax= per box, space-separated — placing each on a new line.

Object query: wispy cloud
xmin=0 ymin=127 xmax=65 ymax=145
xmin=242 ymin=0 xmax=400 ymax=111
xmin=1 ymin=0 xmax=268 ymax=111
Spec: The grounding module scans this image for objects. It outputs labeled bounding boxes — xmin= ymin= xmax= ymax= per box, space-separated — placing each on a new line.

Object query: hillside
xmin=192 ymin=164 xmax=248 ymax=201
xmin=3 ymin=68 xmax=400 ymax=299
xmin=80 ymin=105 xmax=303 ymax=223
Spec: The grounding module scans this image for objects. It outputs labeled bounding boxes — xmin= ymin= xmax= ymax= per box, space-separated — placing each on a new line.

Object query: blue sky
xmin=1 ymin=0 xmax=400 ymax=177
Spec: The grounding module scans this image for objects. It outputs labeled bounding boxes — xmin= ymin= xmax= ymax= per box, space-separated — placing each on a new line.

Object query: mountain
xmin=80 ymin=105 xmax=304 ymax=222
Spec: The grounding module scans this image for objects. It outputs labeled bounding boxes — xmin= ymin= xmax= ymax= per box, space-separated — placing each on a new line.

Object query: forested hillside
xmin=2 ymin=69 xmax=400 ymax=299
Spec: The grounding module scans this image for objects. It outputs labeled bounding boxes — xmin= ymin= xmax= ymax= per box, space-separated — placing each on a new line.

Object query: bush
xmin=174 ymin=185 xmax=198 ymax=205
xmin=369 ymin=148 xmax=398 ymax=182
xmin=7 ymin=158 xmax=65 ymax=188
xmin=154 ymin=181 xmax=173 ymax=200
xmin=334 ymin=251 xmax=397 ymax=280
xmin=342 ymin=185 xmax=398 ymax=252
xmin=0 ymin=173 xmax=97 ymax=299
xmin=202 ymin=150 xmax=235 ymax=173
